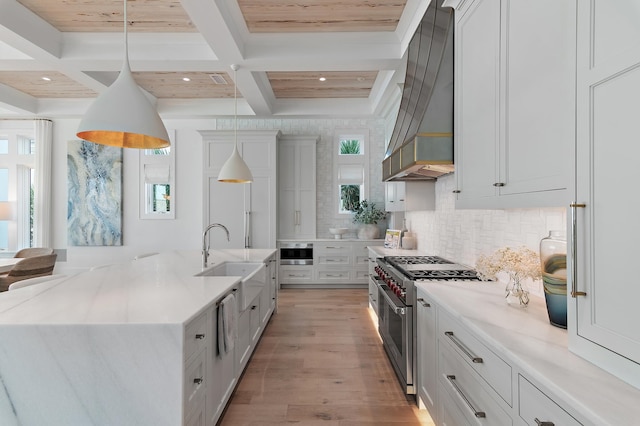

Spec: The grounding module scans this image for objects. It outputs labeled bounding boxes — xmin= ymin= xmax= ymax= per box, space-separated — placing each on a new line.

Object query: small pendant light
xmin=217 ymin=64 xmax=253 ymax=183
xmin=76 ymin=0 xmax=170 ymax=149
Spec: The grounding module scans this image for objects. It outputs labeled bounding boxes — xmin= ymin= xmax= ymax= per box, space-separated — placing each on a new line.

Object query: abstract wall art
xmin=67 ymin=140 xmax=123 ymax=246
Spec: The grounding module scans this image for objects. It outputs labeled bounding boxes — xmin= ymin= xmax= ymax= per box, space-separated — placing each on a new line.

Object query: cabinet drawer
xmin=280 ymin=267 xmax=312 ymax=283
xmin=315 ymin=244 xmax=351 ymax=255
xmin=518 ymin=375 xmax=582 ymax=426
xmin=355 ymin=255 xmax=369 ymax=266
xmin=185 ymin=396 xmax=205 ymax=426
xmin=317 ymin=270 xmax=350 ymax=281
xmin=354 ymin=270 xmax=369 ymax=281
xmin=184 ymin=348 xmax=206 ymax=417
xmin=184 ymin=312 xmax=208 ymax=362
xmin=317 ymin=255 xmax=350 ymax=265
xmin=438 ymin=309 xmax=512 ymax=405
xmin=439 ymin=343 xmax=512 ymax=426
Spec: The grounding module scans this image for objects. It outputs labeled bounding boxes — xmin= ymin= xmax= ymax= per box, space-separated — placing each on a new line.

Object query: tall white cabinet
xmin=277 ymin=135 xmax=318 ymax=239
xmin=571 ymin=0 xmax=640 ymax=389
xmin=201 ymin=130 xmax=280 ymax=249
xmin=453 ymin=0 xmax=575 ymax=209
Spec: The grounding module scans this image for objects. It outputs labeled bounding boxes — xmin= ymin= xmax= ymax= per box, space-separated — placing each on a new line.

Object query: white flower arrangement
xmin=475 ymin=246 xmax=542 ymax=283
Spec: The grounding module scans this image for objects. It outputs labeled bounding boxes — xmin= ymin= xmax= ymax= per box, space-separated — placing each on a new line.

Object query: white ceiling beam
xmin=0 ymin=84 xmax=37 ymax=115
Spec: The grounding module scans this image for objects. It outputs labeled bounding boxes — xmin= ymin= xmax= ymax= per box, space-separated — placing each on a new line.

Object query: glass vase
xmin=505 ymin=277 xmax=530 ymax=306
xmin=540 ymin=230 xmax=567 ymax=328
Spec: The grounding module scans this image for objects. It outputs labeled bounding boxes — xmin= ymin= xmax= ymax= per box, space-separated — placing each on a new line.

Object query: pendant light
xmin=76 ymin=0 xmax=170 ymax=149
xmin=217 ymin=64 xmax=253 ymax=183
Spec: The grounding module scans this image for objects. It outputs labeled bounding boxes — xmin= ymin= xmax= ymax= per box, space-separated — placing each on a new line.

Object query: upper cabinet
xmin=453 ymin=0 xmax=576 ymax=209
xmin=278 ymin=135 xmax=318 ymax=240
xmin=571 ymin=0 xmax=640 ymax=389
xmin=385 ymin=181 xmax=436 ymax=212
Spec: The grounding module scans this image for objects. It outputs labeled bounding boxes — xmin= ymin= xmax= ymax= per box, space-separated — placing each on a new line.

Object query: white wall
xmin=49 ymin=117 xmax=387 ymax=273
xmin=405 ymin=174 xmax=566 ymax=297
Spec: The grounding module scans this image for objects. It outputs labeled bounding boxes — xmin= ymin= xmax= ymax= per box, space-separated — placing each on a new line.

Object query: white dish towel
xmin=217 ymin=293 xmax=236 ymax=355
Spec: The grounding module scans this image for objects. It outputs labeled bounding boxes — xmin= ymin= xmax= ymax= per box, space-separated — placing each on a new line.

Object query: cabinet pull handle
xmin=445 ymin=331 xmax=483 ymax=363
xmin=195 ymin=333 xmax=205 ymax=340
xmin=452 ymin=189 xmax=461 ymax=194
xmin=446 ymin=375 xmax=486 ymax=418
xmin=193 ymin=377 xmax=203 ymax=385
xmin=251 ymin=305 xmax=257 ymax=310
xmin=534 ymin=419 xmax=554 ymax=426
xmin=570 ymin=202 xmax=587 ymax=297
xmin=417 ymin=297 xmax=431 ymax=308
xmin=493 ymin=182 xmax=505 ymax=187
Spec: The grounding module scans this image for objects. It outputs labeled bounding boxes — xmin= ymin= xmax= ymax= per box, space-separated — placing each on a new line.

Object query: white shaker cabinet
xmin=201 ymin=130 xmax=279 ymax=249
xmin=385 ymin=181 xmax=406 ymax=211
xmin=453 ymin=0 xmax=575 ymax=209
xmin=571 ymin=0 xmax=640 ymax=389
xmin=416 ymin=287 xmax=437 ymax=422
xmin=278 ymin=135 xmax=318 ymax=239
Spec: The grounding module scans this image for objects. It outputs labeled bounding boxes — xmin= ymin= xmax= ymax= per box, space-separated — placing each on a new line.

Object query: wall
xmin=405 ymin=174 xmax=566 ymax=297
xmin=49 ymin=117 xmax=386 ymax=273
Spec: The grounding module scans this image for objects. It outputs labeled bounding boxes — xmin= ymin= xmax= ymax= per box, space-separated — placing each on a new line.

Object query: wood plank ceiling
xmin=0 ymin=0 xmax=416 ymax=117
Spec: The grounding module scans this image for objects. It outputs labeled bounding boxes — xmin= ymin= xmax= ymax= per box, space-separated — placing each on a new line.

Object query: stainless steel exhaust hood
xmin=383 ymin=2 xmax=454 ymax=182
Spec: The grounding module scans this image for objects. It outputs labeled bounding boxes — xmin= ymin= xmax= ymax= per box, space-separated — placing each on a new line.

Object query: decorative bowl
xmin=329 ymin=228 xmax=349 ymax=239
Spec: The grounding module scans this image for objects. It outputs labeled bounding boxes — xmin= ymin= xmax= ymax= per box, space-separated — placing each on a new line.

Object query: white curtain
xmin=33 ymin=119 xmax=52 ymax=247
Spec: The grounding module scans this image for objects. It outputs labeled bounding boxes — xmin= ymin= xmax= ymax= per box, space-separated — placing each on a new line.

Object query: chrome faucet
xmin=202 ymin=223 xmax=230 ymax=268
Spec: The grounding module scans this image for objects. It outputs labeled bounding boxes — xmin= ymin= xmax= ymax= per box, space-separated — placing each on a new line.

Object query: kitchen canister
xmin=540 ymin=231 xmax=567 ymax=328
xmin=401 ymin=232 xmax=416 ymax=250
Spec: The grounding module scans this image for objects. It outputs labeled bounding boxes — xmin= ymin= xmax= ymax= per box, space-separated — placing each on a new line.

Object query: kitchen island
xmin=0 ymin=249 xmax=277 ymax=426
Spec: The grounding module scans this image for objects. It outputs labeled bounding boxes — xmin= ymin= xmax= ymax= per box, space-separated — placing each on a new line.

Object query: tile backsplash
xmin=405 ymin=174 xmax=566 ymax=296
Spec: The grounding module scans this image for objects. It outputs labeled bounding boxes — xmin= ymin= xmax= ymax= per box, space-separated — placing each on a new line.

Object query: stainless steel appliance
xmin=279 ymin=243 xmax=313 ymax=265
xmin=373 ymin=255 xmax=481 ymax=394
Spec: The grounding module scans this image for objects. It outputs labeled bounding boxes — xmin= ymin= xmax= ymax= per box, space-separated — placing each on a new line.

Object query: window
xmin=0 ymin=126 xmax=35 ymax=250
xmin=139 ymin=132 xmax=175 ymax=219
xmin=334 ymin=130 xmax=369 ymax=216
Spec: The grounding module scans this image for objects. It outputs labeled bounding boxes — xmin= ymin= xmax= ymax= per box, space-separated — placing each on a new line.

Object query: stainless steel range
xmin=372 ymin=255 xmax=481 ymax=394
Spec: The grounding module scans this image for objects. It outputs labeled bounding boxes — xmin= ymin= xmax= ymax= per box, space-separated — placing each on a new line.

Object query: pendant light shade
xmin=76 ymin=0 xmax=170 ymax=149
xmin=218 ymin=64 xmax=253 ymax=183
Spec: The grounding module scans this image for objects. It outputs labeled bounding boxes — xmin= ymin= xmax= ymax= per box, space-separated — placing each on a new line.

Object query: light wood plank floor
xmin=219 ymin=289 xmax=435 ymax=425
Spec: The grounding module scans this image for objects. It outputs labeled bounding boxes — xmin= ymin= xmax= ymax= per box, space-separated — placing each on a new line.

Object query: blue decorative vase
xmin=540 ymin=231 xmax=567 ymax=328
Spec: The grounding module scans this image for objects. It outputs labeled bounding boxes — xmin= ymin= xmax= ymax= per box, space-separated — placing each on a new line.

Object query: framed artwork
xmin=67 ymin=140 xmax=122 ymax=246
xmin=384 ymin=229 xmax=401 ymax=249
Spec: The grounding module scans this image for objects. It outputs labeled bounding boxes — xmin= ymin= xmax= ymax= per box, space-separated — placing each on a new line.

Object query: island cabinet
xmin=414 ymin=281 xmax=640 ymax=426
xmin=277 ymin=135 xmax=318 ymax=240
xmin=570 ymin=0 xmax=640 ymax=390
xmin=451 ymin=0 xmax=576 ymax=209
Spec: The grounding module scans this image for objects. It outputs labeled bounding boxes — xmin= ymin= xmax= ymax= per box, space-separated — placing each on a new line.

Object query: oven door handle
xmin=377 ymin=283 xmax=407 ymax=316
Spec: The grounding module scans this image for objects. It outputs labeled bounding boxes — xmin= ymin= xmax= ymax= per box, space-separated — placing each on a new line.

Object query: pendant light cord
xmin=234 ymin=66 xmax=238 ymax=150
xmin=123 ymin=0 xmax=130 ymax=70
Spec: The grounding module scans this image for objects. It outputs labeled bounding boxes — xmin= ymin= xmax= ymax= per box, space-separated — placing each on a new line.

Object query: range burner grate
xmin=408 ymin=269 xmax=482 ymax=281
xmin=386 ymin=255 xmax=453 ymax=267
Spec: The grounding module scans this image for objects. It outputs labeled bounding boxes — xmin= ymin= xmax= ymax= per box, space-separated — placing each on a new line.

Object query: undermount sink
xmin=196 ymin=261 xmax=266 ymax=310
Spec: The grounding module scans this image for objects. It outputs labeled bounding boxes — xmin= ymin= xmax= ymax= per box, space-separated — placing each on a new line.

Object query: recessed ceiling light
xmin=319 ymin=77 xmax=326 ymax=82
xmin=182 ymin=77 xmax=191 ymax=82
xmin=356 ymin=76 xmax=365 ymax=82
xmin=41 ymin=77 xmax=51 ymax=81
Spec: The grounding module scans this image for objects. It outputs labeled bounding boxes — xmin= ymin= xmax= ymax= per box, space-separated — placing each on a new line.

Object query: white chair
xmin=8 ymin=274 xmax=66 ymax=291
xmin=133 ymin=252 xmax=159 ymax=260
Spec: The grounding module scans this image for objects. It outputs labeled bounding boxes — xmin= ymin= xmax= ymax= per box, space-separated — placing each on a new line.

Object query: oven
xmin=374 ymin=255 xmax=482 ymax=395
xmin=376 ymin=276 xmax=414 ymax=392
xmin=279 ymin=243 xmax=313 ymax=265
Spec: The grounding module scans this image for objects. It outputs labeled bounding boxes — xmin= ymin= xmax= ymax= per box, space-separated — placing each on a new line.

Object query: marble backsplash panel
xmin=405 ymin=174 xmax=566 ymax=297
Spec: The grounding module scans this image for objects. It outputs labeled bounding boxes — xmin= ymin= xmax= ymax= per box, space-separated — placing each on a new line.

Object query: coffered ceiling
xmin=0 ymin=0 xmax=430 ymax=119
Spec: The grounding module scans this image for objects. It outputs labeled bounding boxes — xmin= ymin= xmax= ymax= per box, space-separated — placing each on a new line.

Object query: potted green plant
xmin=350 ymin=200 xmax=386 ymax=239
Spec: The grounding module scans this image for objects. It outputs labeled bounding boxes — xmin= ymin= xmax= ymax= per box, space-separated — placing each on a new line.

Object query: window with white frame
xmin=0 ymin=127 xmax=35 ymax=250
xmin=334 ymin=130 xmax=369 ymax=216
xmin=139 ymin=130 xmax=175 ymax=219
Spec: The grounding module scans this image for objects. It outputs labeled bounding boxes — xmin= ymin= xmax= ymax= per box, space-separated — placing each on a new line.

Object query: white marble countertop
xmin=0 ymin=249 xmax=275 ymax=326
xmin=417 ymin=280 xmax=640 ymax=425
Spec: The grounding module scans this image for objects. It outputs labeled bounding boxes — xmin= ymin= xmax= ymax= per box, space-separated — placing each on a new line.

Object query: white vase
xmin=358 ymin=224 xmax=379 ymax=239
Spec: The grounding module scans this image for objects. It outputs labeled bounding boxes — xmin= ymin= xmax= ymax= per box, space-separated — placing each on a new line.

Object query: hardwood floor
xmin=219 ymin=289 xmax=434 ymax=425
